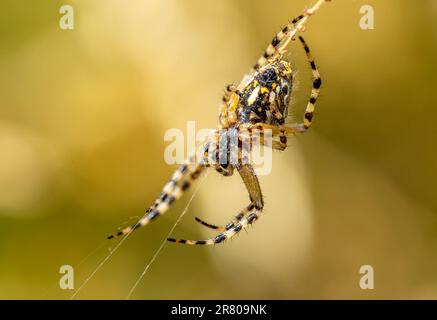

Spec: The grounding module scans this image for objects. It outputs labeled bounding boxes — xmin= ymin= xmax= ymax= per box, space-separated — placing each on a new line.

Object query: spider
xmin=108 ymin=2 xmax=326 ymax=245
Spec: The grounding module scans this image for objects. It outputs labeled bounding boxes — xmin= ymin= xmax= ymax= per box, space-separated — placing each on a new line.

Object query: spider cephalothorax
xmin=108 ymin=2 xmax=328 ymax=245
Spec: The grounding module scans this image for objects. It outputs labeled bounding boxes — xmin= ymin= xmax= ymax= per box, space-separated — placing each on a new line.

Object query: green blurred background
xmin=0 ymin=0 xmax=436 ymax=299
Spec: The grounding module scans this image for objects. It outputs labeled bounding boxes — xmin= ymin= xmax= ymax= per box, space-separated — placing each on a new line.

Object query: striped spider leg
xmin=168 ymin=164 xmax=264 ymax=245
xmin=107 ymin=142 xmax=214 ymax=239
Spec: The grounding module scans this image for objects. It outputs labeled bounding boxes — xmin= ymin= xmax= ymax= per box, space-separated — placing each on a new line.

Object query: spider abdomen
xmin=238 ymin=61 xmax=293 ymax=126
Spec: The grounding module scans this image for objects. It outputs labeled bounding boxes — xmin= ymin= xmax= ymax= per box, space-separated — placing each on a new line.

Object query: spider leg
xmin=168 ymin=207 xmax=260 ymax=245
xmin=291 ymin=35 xmax=322 ymax=131
xmin=107 ymin=143 xmax=211 ymax=239
xmin=253 ymin=14 xmax=305 ymax=71
xmin=168 ymin=164 xmax=264 ymax=245
xmin=194 ymin=203 xmax=256 ymax=232
xmin=219 ymin=84 xmax=240 ymax=129
xmin=252 ymin=0 xmax=330 ymax=71
xmin=239 ymin=123 xmax=294 ymax=152
xmin=275 ymin=0 xmax=331 ymax=57
xmin=193 ymin=217 xmax=224 ymax=231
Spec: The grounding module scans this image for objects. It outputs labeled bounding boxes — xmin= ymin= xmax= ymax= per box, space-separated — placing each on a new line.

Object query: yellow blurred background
xmin=0 ymin=0 xmax=436 ymax=299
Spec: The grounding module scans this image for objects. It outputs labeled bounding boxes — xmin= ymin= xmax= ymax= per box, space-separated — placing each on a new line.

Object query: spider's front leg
xmin=252 ymin=14 xmax=306 ymax=71
xmin=252 ymin=0 xmax=329 ymax=71
xmin=168 ymin=164 xmax=264 ymax=245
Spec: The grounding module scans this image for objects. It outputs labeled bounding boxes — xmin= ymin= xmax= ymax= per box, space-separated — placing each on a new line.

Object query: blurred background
xmin=0 ymin=0 xmax=436 ymax=299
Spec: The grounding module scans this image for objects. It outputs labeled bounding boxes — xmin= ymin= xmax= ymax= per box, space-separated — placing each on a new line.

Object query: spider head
xmin=239 ymin=61 xmax=293 ymax=125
